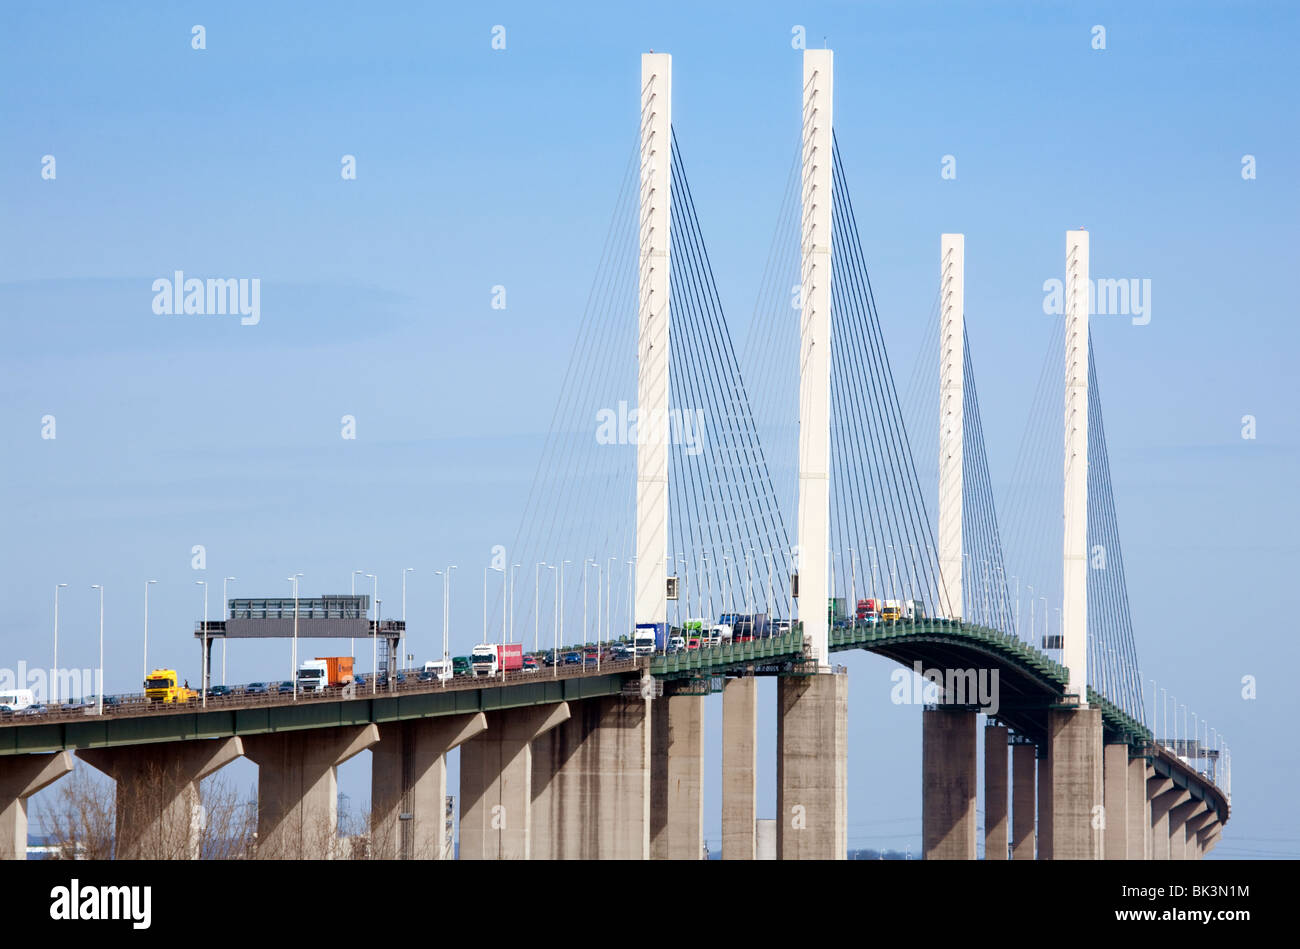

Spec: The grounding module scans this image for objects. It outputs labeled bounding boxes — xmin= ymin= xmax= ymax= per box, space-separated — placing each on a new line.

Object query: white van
xmin=0 ymin=689 xmax=36 ymax=711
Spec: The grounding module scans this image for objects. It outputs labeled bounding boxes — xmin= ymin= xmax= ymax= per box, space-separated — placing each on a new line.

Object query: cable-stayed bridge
xmin=0 ymin=49 xmax=1228 ymax=863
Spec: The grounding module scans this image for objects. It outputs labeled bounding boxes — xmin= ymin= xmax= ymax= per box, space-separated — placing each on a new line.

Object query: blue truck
xmin=634 ymin=622 xmax=667 ymax=655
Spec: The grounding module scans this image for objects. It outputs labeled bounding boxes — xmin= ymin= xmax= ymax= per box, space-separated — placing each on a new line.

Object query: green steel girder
xmin=0 ymin=673 xmax=630 ymax=757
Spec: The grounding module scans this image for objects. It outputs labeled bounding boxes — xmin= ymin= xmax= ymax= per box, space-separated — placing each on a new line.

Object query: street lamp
xmin=535 ymin=563 xmax=546 ymax=654
xmin=351 ymin=569 xmax=365 ymax=658
xmin=560 ymin=560 xmax=571 ymax=653
xmin=90 ymin=584 xmax=104 ymax=716
xmin=548 ymin=564 xmax=559 ymax=677
xmin=288 ymin=574 xmax=302 ymax=700
xmin=222 ymin=577 xmax=235 ymax=685
xmin=366 ymin=574 xmax=377 ymax=693
xmin=143 ymin=579 xmax=157 ymax=685
xmin=402 ymin=567 xmax=415 ymax=670
xmin=590 ymin=560 xmax=602 ymax=671
xmin=195 ymin=580 xmax=209 ymax=706
xmin=509 ymin=564 xmax=520 ymax=645
xmin=53 ymin=583 xmax=68 ymax=703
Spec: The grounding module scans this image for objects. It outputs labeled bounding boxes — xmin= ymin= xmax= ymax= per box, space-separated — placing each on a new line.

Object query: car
xmin=522 ymin=655 xmax=539 ymax=673
xmin=19 ymin=704 xmax=48 ymax=717
xmin=563 ymin=651 xmax=582 ymax=665
xmin=245 ymin=682 xmax=268 ymax=695
xmin=277 ymin=681 xmax=295 ymax=694
xmin=541 ymin=650 xmax=559 ymax=667
xmin=584 ymin=653 xmax=600 ymax=666
xmin=206 ymin=685 xmax=233 ymax=698
xmin=354 ymin=675 xmax=367 ymax=688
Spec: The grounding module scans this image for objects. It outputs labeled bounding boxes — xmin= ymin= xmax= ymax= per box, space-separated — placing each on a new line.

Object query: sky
xmin=2 ymin=1 xmax=1297 ymax=858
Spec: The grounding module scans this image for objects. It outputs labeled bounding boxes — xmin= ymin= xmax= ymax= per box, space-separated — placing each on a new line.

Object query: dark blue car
xmin=563 ymin=651 xmax=582 ymax=665
xmin=245 ymin=682 xmax=268 ymax=695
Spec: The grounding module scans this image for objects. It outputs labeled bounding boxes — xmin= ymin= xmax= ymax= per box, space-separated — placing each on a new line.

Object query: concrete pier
xmin=777 ymin=672 xmax=847 ymax=860
xmin=1147 ymin=778 xmax=1185 ymax=861
xmin=650 ymin=694 xmax=704 ymax=859
xmin=244 ymin=725 xmax=378 ymax=859
xmin=372 ymin=712 xmax=487 ymax=860
xmin=1169 ymin=797 xmax=1202 ymax=861
xmin=921 ymin=707 xmax=977 ymax=859
xmin=0 ymin=751 xmax=73 ymax=860
xmin=1127 ymin=756 xmax=1150 ymax=860
xmin=1102 ymin=743 xmax=1129 ymax=859
xmin=1011 ymin=743 xmax=1036 ymax=859
xmin=1036 ymin=743 xmax=1052 ymax=858
xmin=460 ymin=704 xmax=568 ymax=860
xmin=721 ymin=676 xmax=757 ymax=860
xmin=531 ymin=695 xmax=651 ymax=859
xmin=1042 ymin=707 xmax=1103 ymax=859
xmin=984 ymin=724 xmax=1009 ymax=860
xmin=80 ymin=738 xmax=242 ymax=859
xmin=1184 ymin=805 xmax=1216 ymax=862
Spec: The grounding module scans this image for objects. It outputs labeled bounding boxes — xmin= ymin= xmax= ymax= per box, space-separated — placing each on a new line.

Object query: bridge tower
xmin=634 ymin=52 xmax=672 ymax=632
xmin=938 ymin=234 xmax=964 ymax=620
xmin=1062 ymin=229 xmax=1089 ymax=703
xmin=797 ymin=48 xmax=833 ymax=665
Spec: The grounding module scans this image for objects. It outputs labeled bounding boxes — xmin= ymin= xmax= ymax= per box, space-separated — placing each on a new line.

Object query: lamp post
xmin=591 ymin=560 xmax=602 ymax=671
xmin=222 ymin=577 xmax=235 ymax=685
xmin=196 ymin=580 xmax=208 ymax=706
xmin=143 ymin=579 xmax=157 ymax=686
xmin=535 ymin=563 xmax=545 ymax=654
xmin=366 ymin=574 xmax=377 ymax=694
xmin=509 ymin=564 xmax=520 ymax=645
xmin=402 ymin=567 xmax=415 ymax=671
xmin=607 ymin=557 xmax=616 ymax=646
xmin=351 ymin=569 xmax=364 ymax=658
xmin=54 ymin=583 xmax=68 ymax=703
xmin=560 ymin=560 xmax=571 ymax=654
xmin=90 ymin=584 xmax=104 ymax=716
xmin=288 ymin=574 xmax=302 ymax=700
xmin=849 ymin=548 xmax=857 ymax=631
xmin=547 ymin=564 xmax=559 ymax=677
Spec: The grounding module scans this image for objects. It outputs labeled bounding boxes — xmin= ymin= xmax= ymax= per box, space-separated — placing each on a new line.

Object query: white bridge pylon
xmin=634 ymin=52 xmax=672 ymax=630
xmin=797 ymin=48 xmax=833 ymax=666
xmin=1063 ymin=229 xmax=1089 ymax=704
xmin=938 ymin=234 xmax=964 ymax=622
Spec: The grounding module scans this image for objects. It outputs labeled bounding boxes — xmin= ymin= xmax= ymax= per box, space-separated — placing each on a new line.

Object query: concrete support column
xmin=0 ymin=752 xmax=74 ymax=860
xmin=1198 ymin=823 xmax=1221 ymax=856
xmin=1148 ymin=779 xmax=1187 ymax=861
xmin=1011 ymin=743 xmax=1036 ymax=859
xmin=531 ymin=695 xmax=651 ymax=859
xmin=460 ymin=704 xmax=568 ymax=860
xmin=1184 ymin=806 xmax=1216 ymax=862
xmin=651 ymin=694 xmax=704 ymax=859
xmin=777 ymin=672 xmax=847 ymax=859
xmin=80 ymin=738 xmax=242 ymax=860
xmin=1126 ymin=755 xmax=1150 ymax=860
xmin=1044 ymin=707 xmax=1103 ymax=859
xmin=983 ymin=724 xmax=1009 ymax=860
xmin=921 ymin=707 xmax=977 ymax=859
xmin=1169 ymin=798 xmax=1202 ymax=862
xmin=1103 ymin=743 xmax=1130 ymax=859
xmin=721 ymin=676 xmax=757 ymax=860
xmin=244 ymin=725 xmax=378 ymax=859
xmin=372 ymin=712 xmax=487 ymax=860
xmin=1036 ymin=744 xmax=1052 ymax=858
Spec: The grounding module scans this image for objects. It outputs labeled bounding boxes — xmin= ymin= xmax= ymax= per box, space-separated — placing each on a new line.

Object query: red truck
xmin=857 ymin=598 xmax=882 ymax=621
xmin=471 ymin=643 xmax=524 ymax=676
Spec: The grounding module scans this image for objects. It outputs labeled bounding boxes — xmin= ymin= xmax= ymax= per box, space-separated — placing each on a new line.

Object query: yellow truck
xmin=144 ymin=669 xmax=198 ymax=704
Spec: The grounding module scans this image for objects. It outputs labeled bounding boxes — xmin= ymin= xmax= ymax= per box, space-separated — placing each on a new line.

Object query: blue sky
xmin=2 ymin=1 xmax=1297 ymax=857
